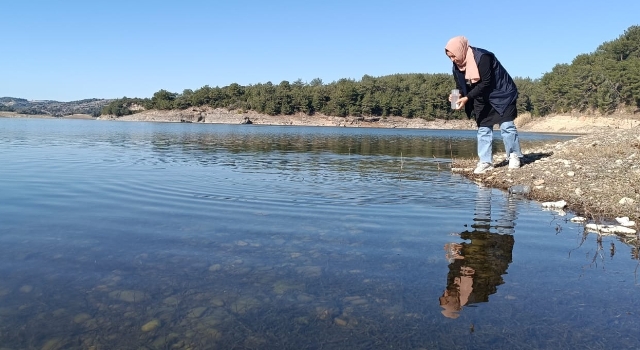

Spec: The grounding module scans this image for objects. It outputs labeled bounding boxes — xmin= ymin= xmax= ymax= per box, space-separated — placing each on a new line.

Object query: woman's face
xmin=446 ymin=50 xmax=463 ymax=66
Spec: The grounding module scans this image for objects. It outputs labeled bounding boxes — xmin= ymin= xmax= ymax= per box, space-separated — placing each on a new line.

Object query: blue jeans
xmin=477 ymin=121 xmax=522 ymax=164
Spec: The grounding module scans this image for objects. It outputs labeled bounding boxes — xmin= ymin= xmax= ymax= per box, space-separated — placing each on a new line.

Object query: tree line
xmin=102 ymin=26 xmax=640 ymax=119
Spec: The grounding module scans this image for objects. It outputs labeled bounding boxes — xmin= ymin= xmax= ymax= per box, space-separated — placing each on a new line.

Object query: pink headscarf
xmin=445 ymin=36 xmax=480 ymax=84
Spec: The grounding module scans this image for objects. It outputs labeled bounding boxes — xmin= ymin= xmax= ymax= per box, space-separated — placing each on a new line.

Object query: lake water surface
xmin=1 ymin=118 xmax=639 ymax=349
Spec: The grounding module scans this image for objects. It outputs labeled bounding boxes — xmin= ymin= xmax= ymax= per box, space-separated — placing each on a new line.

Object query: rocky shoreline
xmin=452 ymin=126 xmax=640 ymax=237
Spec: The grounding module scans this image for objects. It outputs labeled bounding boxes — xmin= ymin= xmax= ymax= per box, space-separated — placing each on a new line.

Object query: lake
xmin=1 ymin=118 xmax=639 ymax=349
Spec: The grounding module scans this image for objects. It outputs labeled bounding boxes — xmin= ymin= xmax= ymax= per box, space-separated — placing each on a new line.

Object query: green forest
xmin=102 ymin=26 xmax=640 ymax=120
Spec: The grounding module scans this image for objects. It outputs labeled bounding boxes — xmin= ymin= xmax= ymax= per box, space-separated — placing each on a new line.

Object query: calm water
xmin=1 ymin=118 xmax=638 ymax=350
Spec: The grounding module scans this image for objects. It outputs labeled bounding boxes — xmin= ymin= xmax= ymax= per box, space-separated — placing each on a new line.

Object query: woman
xmin=445 ymin=36 xmax=523 ymax=174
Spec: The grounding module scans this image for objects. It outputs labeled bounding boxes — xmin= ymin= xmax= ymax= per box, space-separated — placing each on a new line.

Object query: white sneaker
xmin=473 ymin=162 xmax=494 ymax=174
xmin=508 ymin=153 xmax=521 ymax=169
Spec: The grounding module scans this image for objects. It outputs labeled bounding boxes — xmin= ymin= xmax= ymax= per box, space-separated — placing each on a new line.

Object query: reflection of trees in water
xmin=139 ymin=131 xmax=481 ymax=176
xmin=440 ymin=188 xmax=516 ymax=319
xmin=147 ymin=131 xmax=479 ymax=159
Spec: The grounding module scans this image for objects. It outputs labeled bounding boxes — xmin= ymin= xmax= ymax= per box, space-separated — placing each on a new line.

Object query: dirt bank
xmin=452 ymin=126 xmax=640 ymax=229
xmin=96 ymin=107 xmax=479 ymax=130
xmin=94 ymin=107 xmax=640 ymax=134
xmin=518 ymin=114 xmax=640 ymax=134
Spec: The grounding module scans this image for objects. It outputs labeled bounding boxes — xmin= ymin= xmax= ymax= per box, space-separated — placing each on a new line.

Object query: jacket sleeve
xmin=465 ymin=54 xmax=493 ymax=100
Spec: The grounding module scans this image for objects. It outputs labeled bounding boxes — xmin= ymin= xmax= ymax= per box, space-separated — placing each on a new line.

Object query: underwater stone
xmin=108 ymin=290 xmax=149 ymax=303
xmin=295 ymin=266 xmax=322 ymax=277
xmin=296 ymin=294 xmax=314 ymax=303
xmin=273 ymin=281 xmax=303 ymax=295
xmin=163 ymin=296 xmax=179 ymax=306
xmin=294 ymin=316 xmax=310 ymax=325
xmin=73 ymin=313 xmax=92 ymax=324
xmin=231 ymin=297 xmax=261 ymax=314
xmin=41 ymin=338 xmax=63 ymax=350
xmin=187 ymin=307 xmax=208 ymax=318
xmin=334 ymin=317 xmax=348 ymax=327
xmin=210 ymin=297 xmax=225 ymax=307
xmin=141 ymin=319 xmax=160 ymax=332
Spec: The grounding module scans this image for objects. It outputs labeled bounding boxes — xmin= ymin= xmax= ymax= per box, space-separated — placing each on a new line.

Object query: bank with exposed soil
xmin=452 ymin=126 xmax=640 ymax=227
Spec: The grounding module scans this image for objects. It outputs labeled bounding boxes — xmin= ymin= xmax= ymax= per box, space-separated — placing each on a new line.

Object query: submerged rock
xmin=108 ymin=290 xmax=149 ymax=303
xmin=187 ymin=307 xmax=208 ymax=318
xmin=73 ymin=313 xmax=92 ymax=324
xmin=141 ymin=319 xmax=160 ymax=332
xmin=41 ymin=338 xmax=64 ymax=350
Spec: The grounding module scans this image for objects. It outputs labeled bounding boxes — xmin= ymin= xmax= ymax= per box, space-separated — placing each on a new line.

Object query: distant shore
xmin=96 ymin=107 xmax=640 ymax=134
xmin=0 ymin=112 xmax=95 ymax=120
xmin=4 ymin=108 xmax=639 ymax=134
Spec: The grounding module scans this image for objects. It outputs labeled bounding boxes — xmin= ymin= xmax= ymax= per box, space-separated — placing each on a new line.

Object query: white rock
xmin=541 ymin=200 xmax=567 ymax=209
xmin=586 ymin=224 xmax=636 ymax=235
xmin=619 ymin=197 xmax=636 ymax=205
xmin=567 ymin=171 xmax=575 ymax=177
xmin=615 ymin=217 xmax=636 ymax=227
xmin=570 ymin=216 xmax=587 ymax=223
xmin=574 ymin=188 xmax=583 ymax=196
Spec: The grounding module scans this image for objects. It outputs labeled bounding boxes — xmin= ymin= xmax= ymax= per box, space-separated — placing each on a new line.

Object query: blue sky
xmin=2 ymin=0 xmax=638 ymax=101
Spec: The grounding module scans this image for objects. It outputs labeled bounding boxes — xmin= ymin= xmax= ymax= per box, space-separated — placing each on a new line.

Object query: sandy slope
xmin=518 ymin=114 xmax=640 ymax=133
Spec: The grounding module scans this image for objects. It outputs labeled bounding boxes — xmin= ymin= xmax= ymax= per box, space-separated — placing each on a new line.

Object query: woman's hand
xmin=455 ymin=96 xmax=469 ymax=110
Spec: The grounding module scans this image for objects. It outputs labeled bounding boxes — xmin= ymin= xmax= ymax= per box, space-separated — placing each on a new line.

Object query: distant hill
xmin=0 ymin=97 xmax=112 ymax=117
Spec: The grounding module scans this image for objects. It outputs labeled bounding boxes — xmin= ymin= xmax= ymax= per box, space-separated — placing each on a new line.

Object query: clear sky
xmin=2 ymin=0 xmax=638 ymax=101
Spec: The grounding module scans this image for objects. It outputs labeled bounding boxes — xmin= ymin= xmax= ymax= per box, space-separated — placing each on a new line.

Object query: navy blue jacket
xmin=453 ymin=47 xmax=518 ymax=117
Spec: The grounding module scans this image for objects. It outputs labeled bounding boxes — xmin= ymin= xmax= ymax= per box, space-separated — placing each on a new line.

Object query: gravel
xmin=452 ymin=126 xmax=640 ymax=227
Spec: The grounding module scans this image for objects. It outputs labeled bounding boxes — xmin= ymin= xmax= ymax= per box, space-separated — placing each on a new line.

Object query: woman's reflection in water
xmin=440 ymin=187 xmax=516 ymax=319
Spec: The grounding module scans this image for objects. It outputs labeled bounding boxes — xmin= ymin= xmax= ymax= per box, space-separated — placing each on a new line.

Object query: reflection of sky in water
xmin=0 ymin=118 xmax=638 ymax=349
